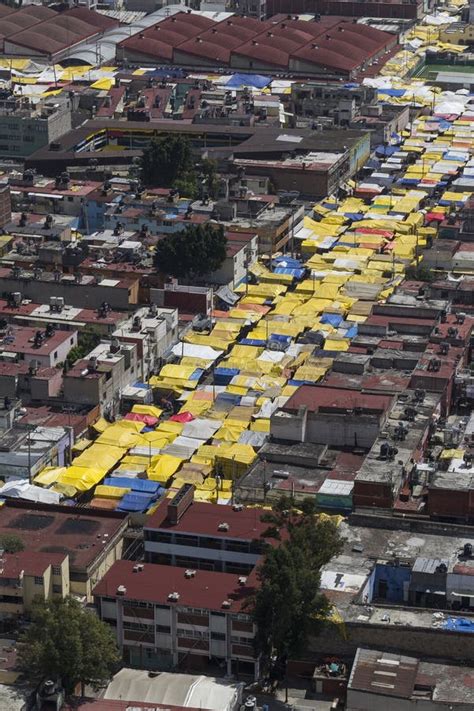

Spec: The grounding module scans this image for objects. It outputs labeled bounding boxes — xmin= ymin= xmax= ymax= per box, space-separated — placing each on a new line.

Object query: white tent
xmin=104 ymin=669 xmax=243 ymax=711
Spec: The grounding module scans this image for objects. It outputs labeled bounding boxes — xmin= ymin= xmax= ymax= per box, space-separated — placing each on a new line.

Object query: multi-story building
xmin=112 ymin=305 xmax=178 ymax=381
xmin=0 ymin=92 xmax=72 ymax=159
xmin=0 ymin=550 xmax=69 ymax=627
xmin=0 ymin=183 xmax=11 ymax=228
xmin=0 ymin=325 xmax=78 ymax=368
xmin=144 ymin=485 xmax=268 ymax=575
xmin=94 ymin=559 xmax=258 ymax=676
xmin=0 ymin=501 xmax=128 ymax=601
xmin=63 ymin=339 xmax=139 ymax=414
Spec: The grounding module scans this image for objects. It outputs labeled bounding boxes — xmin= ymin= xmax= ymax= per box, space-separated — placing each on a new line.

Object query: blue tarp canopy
xmin=444 ymin=617 xmax=474 ymax=633
xmin=344 ymin=212 xmax=364 ymax=221
xmin=321 ymin=313 xmax=344 ymax=327
xmin=273 ymin=256 xmax=303 ymax=269
xmin=378 ymin=88 xmax=406 ymax=97
xmin=375 ymin=144 xmax=397 ymax=157
xmin=274 ymin=267 xmax=306 ymax=279
xmin=105 ymin=477 xmax=162 ymax=495
xmin=214 ymin=368 xmax=239 ymax=385
xmin=117 ymin=492 xmax=155 ymax=512
xmin=225 ymin=73 xmax=271 ymax=89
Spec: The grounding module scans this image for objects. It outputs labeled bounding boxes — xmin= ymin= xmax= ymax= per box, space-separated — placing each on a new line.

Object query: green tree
xmin=0 ymin=534 xmax=25 ymax=553
xmin=154 ymin=223 xmax=227 ymax=280
xmin=250 ymin=496 xmax=342 ymax=676
xmin=66 ymin=330 xmax=101 ymax=367
xmin=200 ymin=158 xmax=219 ymax=199
xmin=141 ymin=135 xmax=196 ymax=192
xmin=17 ymin=597 xmax=120 ymax=694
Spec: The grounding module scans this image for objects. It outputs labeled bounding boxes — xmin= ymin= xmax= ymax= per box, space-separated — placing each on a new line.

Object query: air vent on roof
xmin=132 ymin=564 xmax=144 ymax=573
xmin=184 ymin=569 xmax=196 ymax=579
xmin=238 ymin=576 xmax=248 ymax=586
xmin=222 ymin=600 xmax=232 ymax=608
xmin=116 ymin=585 xmax=127 ymax=595
xmin=218 ymin=522 xmax=230 ymax=532
xmin=233 ymin=504 xmax=243 ymax=512
xmin=168 ymin=591 xmax=180 ymax=602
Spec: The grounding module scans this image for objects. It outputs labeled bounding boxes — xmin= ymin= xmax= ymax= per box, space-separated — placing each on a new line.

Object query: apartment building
xmin=94 ymin=560 xmax=258 ymax=677
xmin=0 ymin=550 xmax=69 ymax=627
xmin=0 ymin=92 xmax=72 ymax=159
xmin=63 ymin=339 xmax=139 ymax=414
xmin=0 ymin=501 xmax=128 ymax=601
xmin=144 ymin=485 xmax=268 ymax=574
xmin=112 ymin=305 xmax=178 ymax=381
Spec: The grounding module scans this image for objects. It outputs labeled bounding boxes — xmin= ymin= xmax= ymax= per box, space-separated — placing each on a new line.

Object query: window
xmin=123 ymin=620 xmax=153 ymax=630
xmin=181 ymin=606 xmax=208 ymax=615
xmin=156 ymin=625 xmax=171 ymax=634
xmin=199 ymin=536 xmax=222 ymax=550
xmin=52 ymin=566 xmax=61 ymax=576
xmin=211 ymin=632 xmax=226 ymax=641
xmin=177 ymin=628 xmax=208 ymax=639
xmin=34 ymin=576 xmax=43 ymax=585
xmin=54 ymin=351 xmax=58 ymax=360
xmin=70 ymin=338 xmax=74 ymax=345
xmin=52 ymin=584 xmax=62 ymax=594
xmin=176 ymin=534 xmax=199 ymax=547
xmin=68 ymin=197 xmax=74 ymax=202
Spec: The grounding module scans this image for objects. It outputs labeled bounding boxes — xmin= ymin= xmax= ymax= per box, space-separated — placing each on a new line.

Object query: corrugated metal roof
xmin=349 ymin=648 xmax=419 ymax=699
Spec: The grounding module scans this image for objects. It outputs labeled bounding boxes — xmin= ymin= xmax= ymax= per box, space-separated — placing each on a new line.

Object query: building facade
xmin=94 ymin=559 xmax=258 ymax=677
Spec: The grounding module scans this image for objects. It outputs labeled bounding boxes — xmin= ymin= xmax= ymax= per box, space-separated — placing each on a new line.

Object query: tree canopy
xmin=0 ymin=534 xmax=24 ymax=553
xmin=250 ymin=496 xmax=342 ymax=673
xmin=17 ymin=597 xmax=120 ymax=694
xmin=154 ymin=223 xmax=227 ymax=280
xmin=140 ymin=135 xmax=196 ymax=193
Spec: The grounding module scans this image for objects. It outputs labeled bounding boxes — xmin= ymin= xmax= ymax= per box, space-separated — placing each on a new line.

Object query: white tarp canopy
xmin=104 ymin=669 xmax=243 ymax=711
xmin=181 ymin=418 xmax=221 ymax=440
xmin=0 ymin=479 xmax=61 ymax=505
xmin=172 ymin=343 xmax=224 ymax=363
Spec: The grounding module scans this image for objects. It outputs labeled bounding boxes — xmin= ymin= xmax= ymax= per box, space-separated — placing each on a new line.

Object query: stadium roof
xmin=118 ymin=12 xmax=395 ymax=76
xmin=2 ymin=7 xmax=118 ymax=59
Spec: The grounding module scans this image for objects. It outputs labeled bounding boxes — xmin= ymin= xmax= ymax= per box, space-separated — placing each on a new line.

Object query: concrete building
xmin=0 ymin=501 xmax=128 ymax=601
xmin=0 ymin=296 xmax=127 ymax=337
xmin=0 ymin=266 xmax=139 ymax=311
xmin=112 ymin=304 xmax=178 ymax=381
xmin=0 ymin=183 xmax=11 ymax=228
xmin=0 ymin=325 xmax=78 ymax=368
xmin=144 ymin=485 xmax=268 ymax=574
xmin=271 ymin=385 xmax=394 ymax=450
xmin=309 ymin=520 xmax=474 ymax=663
xmin=63 ymin=338 xmax=139 ymax=414
xmin=439 ymin=22 xmax=474 ymax=46
xmin=347 ymin=648 xmax=474 ymax=710
xmin=0 ymin=424 xmax=72 ymax=482
xmin=197 ymin=231 xmax=258 ymax=287
xmin=0 ymin=550 xmax=69 ymax=627
xmin=0 ymin=92 xmax=72 ymax=159
xmin=94 ymin=559 xmax=258 ymax=676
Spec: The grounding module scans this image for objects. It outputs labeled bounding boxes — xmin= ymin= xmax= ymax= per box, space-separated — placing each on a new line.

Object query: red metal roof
xmin=1 ymin=326 xmax=76 ymax=357
xmin=118 ymin=12 xmax=393 ymax=75
xmin=0 ymin=550 xmax=67 ymax=579
xmin=283 ymin=384 xmax=393 ymax=414
xmin=146 ymin=498 xmax=269 ymax=540
xmin=0 ymin=502 xmax=125 ymax=570
xmin=6 ymin=8 xmax=118 ymax=55
xmin=94 ymin=560 xmax=257 ymax=612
